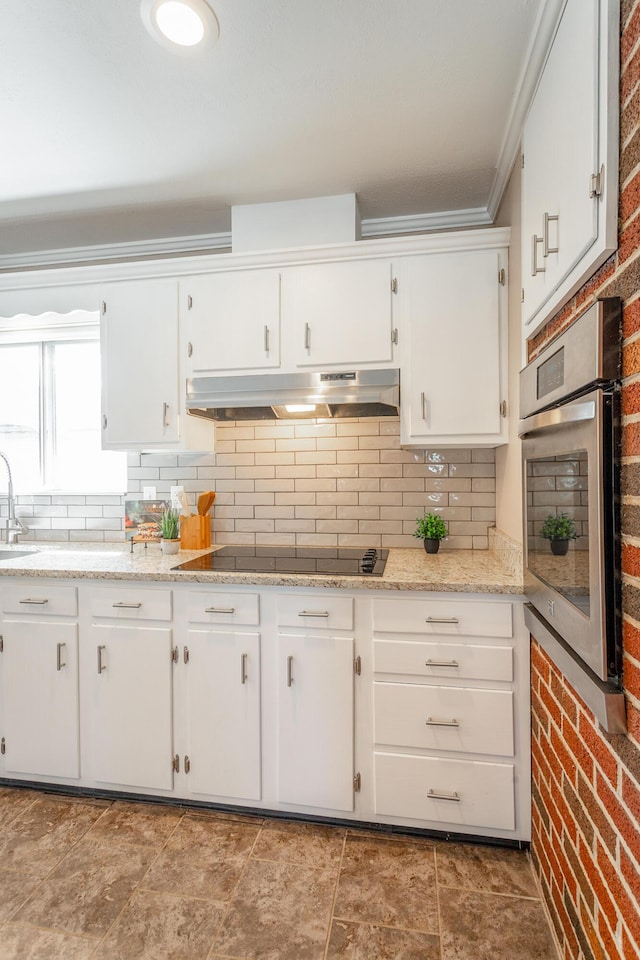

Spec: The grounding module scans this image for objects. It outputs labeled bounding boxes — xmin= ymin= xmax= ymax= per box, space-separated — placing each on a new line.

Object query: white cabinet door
xmin=100 ymin=278 xmax=182 ymax=448
xmin=282 ymin=260 xmax=394 ymax=368
xmin=277 ymin=632 xmax=354 ymax=811
xmin=88 ymin=624 xmax=174 ymax=790
xmin=401 ymin=250 xmax=506 ymax=447
xmin=521 ymin=0 xmax=618 ymax=339
xmin=185 ymin=629 xmax=261 ymax=800
xmin=182 ymin=270 xmax=281 ymax=374
xmin=1 ymin=621 xmax=79 ymax=779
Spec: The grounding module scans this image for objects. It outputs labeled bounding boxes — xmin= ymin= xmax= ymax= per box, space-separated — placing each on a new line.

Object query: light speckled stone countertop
xmin=0 ymin=542 xmax=524 ymax=594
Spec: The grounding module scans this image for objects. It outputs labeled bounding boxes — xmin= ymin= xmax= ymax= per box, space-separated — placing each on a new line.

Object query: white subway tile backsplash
xmin=27 ymin=419 xmax=495 ymax=548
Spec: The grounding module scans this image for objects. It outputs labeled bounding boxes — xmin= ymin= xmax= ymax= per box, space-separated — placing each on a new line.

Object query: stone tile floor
xmin=0 ymin=787 xmax=560 ymax=959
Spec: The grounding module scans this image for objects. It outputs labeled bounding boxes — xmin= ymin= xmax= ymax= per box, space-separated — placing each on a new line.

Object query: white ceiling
xmin=0 ymin=0 xmax=550 ymax=259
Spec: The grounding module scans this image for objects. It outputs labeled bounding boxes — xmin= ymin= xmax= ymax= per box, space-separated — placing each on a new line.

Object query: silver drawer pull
xmin=298 ymin=610 xmax=330 ymax=618
xmin=56 ymin=642 xmax=66 ymax=671
xmin=241 ymin=652 xmax=248 ymax=685
xmin=427 ymin=788 xmax=460 ymax=802
xmin=425 ymin=659 xmax=459 ymax=667
xmin=205 ymin=606 xmax=235 ymax=614
xmin=97 ymin=645 xmax=106 ymax=674
xmin=19 ymin=598 xmax=48 ymax=605
xmin=425 ymin=617 xmax=459 ymax=624
xmin=425 ymin=717 xmax=460 ymax=727
xmin=287 ymin=655 xmax=294 ymax=687
xmin=112 ymin=602 xmax=142 ymax=609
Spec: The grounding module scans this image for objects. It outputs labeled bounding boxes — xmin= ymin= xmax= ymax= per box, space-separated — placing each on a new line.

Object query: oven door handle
xmin=518 ymin=400 xmax=596 ymax=439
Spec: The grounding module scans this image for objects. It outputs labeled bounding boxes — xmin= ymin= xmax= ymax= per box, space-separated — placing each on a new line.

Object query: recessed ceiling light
xmin=141 ymin=0 xmax=219 ymax=52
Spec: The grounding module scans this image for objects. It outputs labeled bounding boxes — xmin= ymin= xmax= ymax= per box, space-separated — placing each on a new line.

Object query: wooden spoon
xmin=197 ymin=491 xmax=215 ymax=515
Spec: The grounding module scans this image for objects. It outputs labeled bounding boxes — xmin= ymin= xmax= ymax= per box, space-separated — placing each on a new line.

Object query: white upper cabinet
xmin=181 ymin=270 xmax=281 ymax=374
xmin=100 ymin=278 xmax=213 ymax=451
xmin=281 ymin=259 xmax=396 ymax=369
xmin=400 ymin=248 xmax=508 ymax=448
xmin=521 ymin=0 xmax=618 ymax=341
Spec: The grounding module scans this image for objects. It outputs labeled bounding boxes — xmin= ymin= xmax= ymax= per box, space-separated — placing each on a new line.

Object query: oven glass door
xmin=521 ymin=389 xmax=609 ymax=680
xmin=526 ymin=445 xmax=590 ymax=613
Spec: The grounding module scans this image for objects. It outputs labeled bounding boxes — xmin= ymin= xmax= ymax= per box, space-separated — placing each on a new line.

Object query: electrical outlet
xmin=142 ymin=486 xmax=157 ymax=500
xmin=170 ymin=485 xmax=185 ymax=509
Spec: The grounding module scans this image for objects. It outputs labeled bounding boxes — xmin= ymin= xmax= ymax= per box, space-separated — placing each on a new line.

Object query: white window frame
xmin=0 ymin=310 xmax=126 ymax=494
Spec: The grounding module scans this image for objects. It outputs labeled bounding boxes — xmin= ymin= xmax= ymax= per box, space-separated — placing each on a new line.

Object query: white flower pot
xmin=161 ymin=538 xmax=180 ymax=555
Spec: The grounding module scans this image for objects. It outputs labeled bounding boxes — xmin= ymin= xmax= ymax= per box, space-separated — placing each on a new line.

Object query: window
xmin=0 ymin=312 xmax=126 ymax=493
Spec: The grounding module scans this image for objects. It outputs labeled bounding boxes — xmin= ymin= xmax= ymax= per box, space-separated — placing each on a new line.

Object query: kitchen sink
xmin=0 ymin=549 xmax=38 ymax=560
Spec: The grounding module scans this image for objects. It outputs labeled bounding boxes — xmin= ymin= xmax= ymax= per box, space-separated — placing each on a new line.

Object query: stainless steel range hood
xmin=186 ymin=369 xmax=400 ymax=421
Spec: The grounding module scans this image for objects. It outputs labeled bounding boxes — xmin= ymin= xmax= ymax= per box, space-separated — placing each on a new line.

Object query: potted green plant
xmin=160 ymin=506 xmax=181 ymax=555
xmin=540 ymin=512 xmax=578 ymax=556
xmin=414 ymin=511 xmax=448 ymax=554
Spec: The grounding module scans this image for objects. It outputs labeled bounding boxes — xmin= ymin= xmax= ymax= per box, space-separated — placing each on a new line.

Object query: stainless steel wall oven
xmin=519 ymin=300 xmax=624 ymax=731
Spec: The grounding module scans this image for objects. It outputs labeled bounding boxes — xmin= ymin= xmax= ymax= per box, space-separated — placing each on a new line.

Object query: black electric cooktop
xmin=173 ymin=545 xmax=389 ymax=577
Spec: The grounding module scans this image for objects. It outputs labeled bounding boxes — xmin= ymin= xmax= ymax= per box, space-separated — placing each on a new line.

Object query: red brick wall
xmin=528 ymin=3 xmax=640 ymax=958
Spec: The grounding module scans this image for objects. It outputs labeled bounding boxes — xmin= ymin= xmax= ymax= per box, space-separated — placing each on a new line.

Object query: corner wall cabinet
xmin=521 ymin=0 xmax=618 ymax=342
xmin=0 ymin=577 xmax=530 ymax=843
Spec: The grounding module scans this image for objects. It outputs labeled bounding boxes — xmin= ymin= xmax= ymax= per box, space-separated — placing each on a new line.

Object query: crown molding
xmin=0 ymin=206 xmax=504 ymax=273
xmin=360 ymin=206 xmax=493 ymax=238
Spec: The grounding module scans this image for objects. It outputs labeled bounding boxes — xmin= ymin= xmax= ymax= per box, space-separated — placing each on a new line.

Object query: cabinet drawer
xmin=277 ymin=594 xmax=353 ymax=631
xmin=374 ymin=639 xmax=513 ymax=682
xmin=2 ymin=584 xmax=77 ymax=617
xmin=187 ymin=591 xmax=260 ymax=625
xmin=373 ymin=598 xmax=512 ymax=638
xmin=374 ymin=682 xmax=514 ymax=757
xmin=89 ymin=587 xmax=172 ymax=621
xmin=374 ymin=752 xmax=515 ymax=830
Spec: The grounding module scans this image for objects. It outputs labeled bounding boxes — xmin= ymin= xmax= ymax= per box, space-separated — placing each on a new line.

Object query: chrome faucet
xmin=0 ymin=450 xmax=24 ymax=544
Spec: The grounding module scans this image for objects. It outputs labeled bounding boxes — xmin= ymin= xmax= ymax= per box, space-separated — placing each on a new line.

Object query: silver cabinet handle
xmin=425 ymin=617 xmax=459 ymax=624
xmin=112 ymin=602 xmax=142 ymax=609
xmin=298 ymin=610 xmax=330 ymax=617
xmin=163 ymin=402 xmax=170 ymax=427
xmin=264 ymin=325 xmax=270 ymax=353
xmin=286 ymin=655 xmax=294 ymax=687
xmin=241 ymin=652 xmax=248 ymax=684
xmin=102 ymin=414 xmax=107 ymax=430
xmin=204 ymin=606 xmax=235 ymax=614
xmin=427 ymin=788 xmax=460 ymax=802
xmin=531 ymin=234 xmax=545 ymax=276
xmin=420 ymin=391 xmax=427 ymax=421
xmin=425 ymin=717 xmax=460 ymax=727
xmin=19 ymin=598 xmax=48 ymax=605
xmin=97 ymin=645 xmax=106 ymax=674
xmin=543 ymin=212 xmax=559 ymax=256
xmin=304 ymin=322 xmax=311 ymax=350
xmin=425 ymin=659 xmax=459 ymax=667
xmin=56 ymin=642 xmax=66 ymax=671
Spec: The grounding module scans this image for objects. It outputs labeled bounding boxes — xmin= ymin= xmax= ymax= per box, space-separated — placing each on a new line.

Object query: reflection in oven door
xmin=521 ymin=389 xmax=619 ymax=683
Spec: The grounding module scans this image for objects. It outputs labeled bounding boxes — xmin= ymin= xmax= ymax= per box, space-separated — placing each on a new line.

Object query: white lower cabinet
xmin=1 ymin=620 xmax=79 ymax=779
xmin=277 ymin=631 xmax=355 ymax=811
xmin=82 ymin=584 xmax=175 ymax=791
xmin=374 ymin=753 xmax=515 ymax=831
xmin=87 ymin=623 xmax=174 ymax=791
xmin=185 ymin=628 xmax=261 ymax=801
xmin=0 ymin=578 xmax=530 ymax=841
xmin=371 ymin=594 xmax=530 ymax=840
